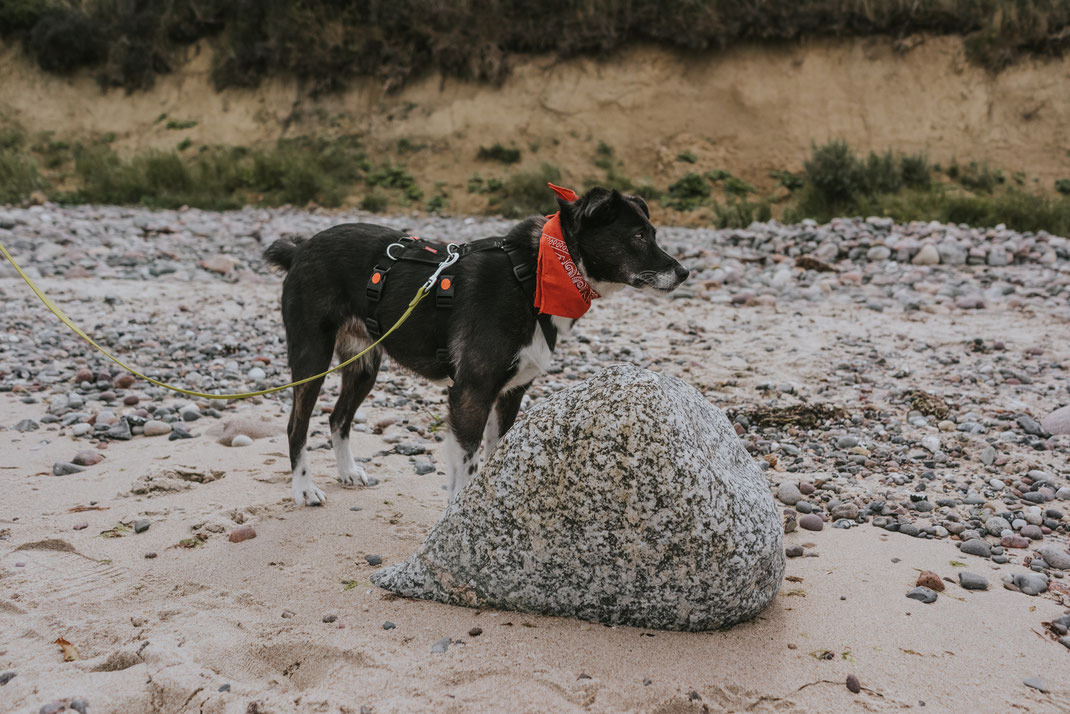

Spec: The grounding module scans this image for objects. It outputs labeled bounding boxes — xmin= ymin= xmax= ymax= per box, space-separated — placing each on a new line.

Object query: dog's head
xmin=556 ymin=187 xmax=688 ymax=294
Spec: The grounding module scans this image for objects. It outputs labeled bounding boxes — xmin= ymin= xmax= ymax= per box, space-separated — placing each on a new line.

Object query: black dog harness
xmin=364 ymin=236 xmax=558 ymax=377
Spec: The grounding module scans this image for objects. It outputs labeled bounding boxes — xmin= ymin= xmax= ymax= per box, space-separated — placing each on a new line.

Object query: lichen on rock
xmin=372 ymin=364 xmax=784 ymax=630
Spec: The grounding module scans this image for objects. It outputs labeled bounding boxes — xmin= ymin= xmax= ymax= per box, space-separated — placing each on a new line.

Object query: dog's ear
xmin=558 ymin=187 xmax=622 ymax=236
xmin=580 ymin=187 xmax=621 ymax=223
xmin=624 ymin=194 xmax=650 ymax=218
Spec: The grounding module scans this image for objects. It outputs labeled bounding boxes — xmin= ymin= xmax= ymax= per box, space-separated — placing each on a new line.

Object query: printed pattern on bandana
xmin=543 ymin=232 xmax=599 ymax=305
xmin=534 ymin=183 xmax=601 ymax=319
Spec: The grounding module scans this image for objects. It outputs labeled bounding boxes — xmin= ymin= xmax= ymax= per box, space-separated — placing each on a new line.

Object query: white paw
xmin=336 ymin=461 xmax=368 ymax=487
xmin=292 ymin=480 xmax=327 ymax=506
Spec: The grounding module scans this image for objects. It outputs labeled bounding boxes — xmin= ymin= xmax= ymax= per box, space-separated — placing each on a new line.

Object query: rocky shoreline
xmin=1 ymin=203 xmax=1069 ymax=709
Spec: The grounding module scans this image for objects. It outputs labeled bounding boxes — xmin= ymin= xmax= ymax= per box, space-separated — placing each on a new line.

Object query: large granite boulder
xmin=372 ymin=364 xmax=784 ymax=630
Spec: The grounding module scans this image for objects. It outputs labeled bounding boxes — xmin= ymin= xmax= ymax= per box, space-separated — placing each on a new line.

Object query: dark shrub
xmin=489 ymin=163 xmax=562 ymax=218
xmin=803 ymin=140 xmax=860 ymax=208
xmin=900 ymin=153 xmax=931 ymax=189
xmin=28 ymin=8 xmax=106 ymax=73
xmin=477 ymin=144 xmax=521 ymax=164
xmin=667 ymin=173 xmax=709 ymax=211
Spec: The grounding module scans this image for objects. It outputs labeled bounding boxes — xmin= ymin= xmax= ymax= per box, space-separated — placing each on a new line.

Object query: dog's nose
xmin=674 ymin=264 xmax=690 ymax=283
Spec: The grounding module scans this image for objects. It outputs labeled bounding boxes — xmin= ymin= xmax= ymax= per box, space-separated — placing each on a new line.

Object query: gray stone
xmin=1038 ymin=546 xmax=1070 ymax=570
xmin=958 ymin=572 xmax=988 ymax=591
xmin=14 ymin=419 xmax=38 ymax=432
xmin=985 ymin=517 xmax=1010 ymax=536
xmin=1016 ymin=415 xmax=1045 ymax=436
xmin=776 ymin=482 xmax=803 ymax=506
xmin=1010 ymin=572 xmax=1048 ymax=596
xmin=960 ymin=539 xmax=991 ymax=558
xmin=106 ymin=420 xmax=132 ymax=440
xmin=372 ymin=365 xmax=784 ymax=631
xmin=143 ymin=420 xmax=172 ymax=436
xmin=53 ymin=461 xmax=85 ymax=476
xmin=906 ymin=586 xmax=938 ymax=603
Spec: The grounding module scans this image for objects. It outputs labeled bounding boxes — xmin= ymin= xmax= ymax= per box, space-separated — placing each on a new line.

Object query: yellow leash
xmin=0 ymin=239 xmax=434 ymax=400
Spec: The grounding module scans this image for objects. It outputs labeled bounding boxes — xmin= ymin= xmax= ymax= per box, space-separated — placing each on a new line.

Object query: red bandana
xmin=534 ymin=183 xmax=600 ymax=319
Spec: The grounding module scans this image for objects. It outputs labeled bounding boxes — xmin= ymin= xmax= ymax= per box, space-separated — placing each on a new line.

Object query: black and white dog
xmin=264 ymin=187 xmax=688 ymax=506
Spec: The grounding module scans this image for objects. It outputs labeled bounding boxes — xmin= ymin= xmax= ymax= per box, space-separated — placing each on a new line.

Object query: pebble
xmin=958 ymin=572 xmax=989 ymax=591
xmin=228 ymin=525 xmax=257 ymax=543
xmin=776 ymin=482 xmax=803 ymax=505
xmin=143 ymin=420 xmax=172 ymax=436
xmin=1038 ymin=546 xmax=1070 ymax=570
xmin=906 ymin=586 xmax=938 ymax=604
xmin=1007 ymin=572 xmax=1048 ymax=596
xmin=71 ymin=451 xmax=103 ymax=466
xmin=911 ymin=244 xmax=940 ymax=265
xmin=916 ymin=570 xmax=944 ymax=592
xmin=798 ymin=514 xmax=823 ymax=532
xmin=15 ymin=419 xmax=38 ymax=432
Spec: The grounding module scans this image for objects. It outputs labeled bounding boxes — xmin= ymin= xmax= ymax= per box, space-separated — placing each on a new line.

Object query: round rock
xmin=371 ymin=365 xmax=784 ymax=631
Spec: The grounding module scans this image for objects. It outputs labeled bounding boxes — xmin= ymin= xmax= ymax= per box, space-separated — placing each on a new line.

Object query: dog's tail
xmin=263 ymin=236 xmax=305 ymax=272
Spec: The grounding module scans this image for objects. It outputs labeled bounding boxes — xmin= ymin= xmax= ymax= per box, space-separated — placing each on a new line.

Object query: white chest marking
xmin=503 ymin=323 xmax=553 ymax=392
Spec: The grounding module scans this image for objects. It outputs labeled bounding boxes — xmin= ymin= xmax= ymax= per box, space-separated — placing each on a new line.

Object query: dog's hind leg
xmin=286 ymin=335 xmax=334 ymax=507
xmin=329 ymin=320 xmax=382 ymax=487
xmin=445 ymin=381 xmax=499 ymax=501
xmin=480 ymin=383 xmax=529 ymax=465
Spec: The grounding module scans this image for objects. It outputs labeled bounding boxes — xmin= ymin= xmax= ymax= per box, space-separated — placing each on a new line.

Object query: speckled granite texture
xmin=372 ymin=364 xmax=784 ymax=630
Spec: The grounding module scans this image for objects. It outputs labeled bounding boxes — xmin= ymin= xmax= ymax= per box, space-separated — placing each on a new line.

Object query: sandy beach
xmin=2 ymin=206 xmax=1069 ymax=712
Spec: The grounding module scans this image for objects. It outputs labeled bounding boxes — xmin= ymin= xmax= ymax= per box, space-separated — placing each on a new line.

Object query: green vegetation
xmin=785 ymin=139 xmax=1070 ymax=234
xmin=489 ymin=163 xmax=563 ymax=217
xmin=8 ymin=133 xmax=370 ymax=210
xmin=9 ymin=1 xmax=1070 ymax=93
xmin=0 ymin=150 xmax=44 ymax=204
xmin=667 ymin=173 xmax=710 ymax=211
xmin=477 ymin=143 xmax=521 ymax=164
xmin=165 ymin=119 xmax=197 ymax=130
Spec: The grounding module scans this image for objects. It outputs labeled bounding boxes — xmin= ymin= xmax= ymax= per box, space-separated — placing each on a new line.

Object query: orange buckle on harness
xmin=436 ymin=274 xmax=455 ymax=309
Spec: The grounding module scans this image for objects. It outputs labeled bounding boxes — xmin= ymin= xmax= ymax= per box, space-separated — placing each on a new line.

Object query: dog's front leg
xmin=445 ymin=382 xmax=498 ymax=501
